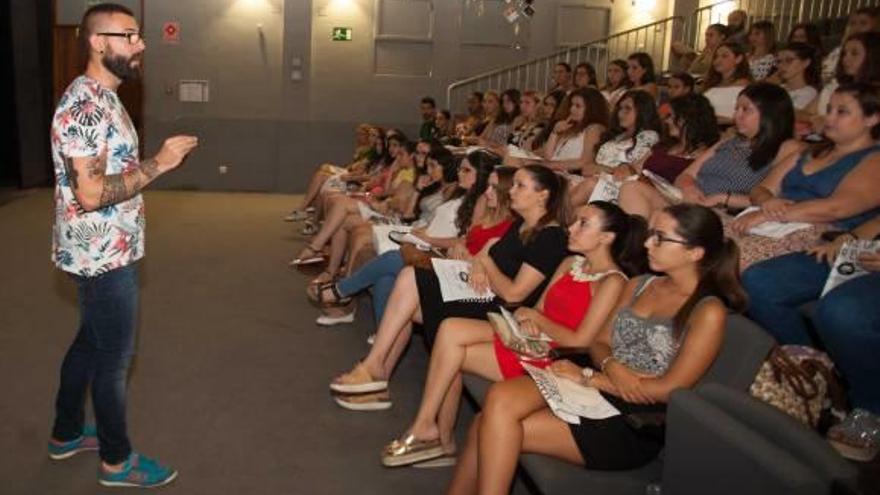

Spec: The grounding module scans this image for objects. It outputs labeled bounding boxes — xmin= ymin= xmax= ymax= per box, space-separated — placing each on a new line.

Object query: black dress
xmin=415 ymin=219 xmax=568 ymax=347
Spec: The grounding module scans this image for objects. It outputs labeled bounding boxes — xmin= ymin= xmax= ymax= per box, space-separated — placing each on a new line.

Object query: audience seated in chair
xmin=670 ymin=23 xmax=728 ymax=78
xmin=621 ymin=83 xmax=802 ymax=229
xmin=619 ymin=93 xmax=720 ymax=218
xmin=820 ymin=7 xmax=879 ymax=84
xmin=731 ymin=83 xmax=880 ymax=268
xmin=701 ymin=41 xmax=753 ymax=124
xmin=284 ymin=123 xmax=377 ymax=222
xmin=743 ymin=212 xmax=880 ymax=462
xmin=329 ymin=165 xmax=570 ymax=410
xmin=290 ymin=133 xmax=412 ymax=270
xmin=569 ymin=90 xmax=660 ymax=207
xmin=574 ymin=62 xmax=598 ymax=89
xmin=746 ymin=21 xmax=778 ymax=81
xmin=311 ymin=154 xmax=510 ymax=332
xmin=600 ymin=59 xmax=632 ymax=109
xmin=380 ymin=201 xmax=649 ymax=467
xmin=542 ymin=87 xmax=609 ymax=180
xmin=809 ymin=31 xmax=880 ymax=134
xmin=444 ymin=204 xmax=746 ymax=495
xmin=627 ymin=53 xmax=659 ymax=100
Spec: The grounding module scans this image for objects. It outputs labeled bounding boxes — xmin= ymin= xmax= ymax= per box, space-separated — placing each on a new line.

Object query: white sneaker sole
xmin=316 ymin=312 xmax=355 ymax=326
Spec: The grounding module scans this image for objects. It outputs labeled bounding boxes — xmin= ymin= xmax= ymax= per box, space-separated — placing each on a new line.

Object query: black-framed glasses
xmin=647 ymin=229 xmax=690 ymax=246
xmin=98 ymin=32 xmax=143 ymax=45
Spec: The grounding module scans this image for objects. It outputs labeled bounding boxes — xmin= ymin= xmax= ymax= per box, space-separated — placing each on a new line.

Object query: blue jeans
xmin=743 ymin=253 xmax=880 ymax=413
xmin=52 ymin=263 xmax=138 ymax=464
xmin=336 ymin=250 xmax=404 ymax=324
xmin=815 ymin=273 xmax=880 ymax=413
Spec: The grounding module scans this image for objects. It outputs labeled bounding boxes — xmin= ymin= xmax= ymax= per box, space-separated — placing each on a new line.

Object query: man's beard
xmin=102 ymin=52 xmax=142 ymax=81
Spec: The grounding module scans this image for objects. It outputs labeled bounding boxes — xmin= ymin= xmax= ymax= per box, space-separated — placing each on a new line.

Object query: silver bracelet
xmin=599 ymin=355 xmax=615 ymax=372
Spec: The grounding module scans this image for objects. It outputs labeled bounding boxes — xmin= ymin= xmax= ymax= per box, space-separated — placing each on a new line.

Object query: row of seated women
xmin=321 ymin=155 xmax=746 ymax=483
xmin=446 ymin=77 xmax=880 ymax=274
xmin=284 ymin=132 xmax=877 ymax=482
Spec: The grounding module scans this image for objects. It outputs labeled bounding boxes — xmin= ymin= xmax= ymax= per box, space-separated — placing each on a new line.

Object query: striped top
xmin=696 ymin=136 xmax=772 ymax=195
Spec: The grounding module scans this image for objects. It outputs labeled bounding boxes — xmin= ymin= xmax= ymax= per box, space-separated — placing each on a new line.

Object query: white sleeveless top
xmin=551 ymin=129 xmax=587 ymax=161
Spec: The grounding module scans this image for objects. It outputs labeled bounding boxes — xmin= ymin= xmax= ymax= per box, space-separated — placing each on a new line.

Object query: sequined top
xmin=611 ymin=276 xmax=680 ymax=376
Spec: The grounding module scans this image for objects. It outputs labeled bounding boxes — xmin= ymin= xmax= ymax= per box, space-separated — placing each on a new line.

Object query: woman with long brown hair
xmin=445 ymin=204 xmax=746 ymax=495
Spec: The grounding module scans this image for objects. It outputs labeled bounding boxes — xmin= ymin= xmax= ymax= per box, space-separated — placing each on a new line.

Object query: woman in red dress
xmin=380 ymin=201 xmax=649 ymax=467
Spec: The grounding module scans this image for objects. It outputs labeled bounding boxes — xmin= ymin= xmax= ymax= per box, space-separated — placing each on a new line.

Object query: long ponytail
xmin=664 ymin=204 xmax=748 ymax=334
xmin=590 ymin=201 xmax=650 ymax=277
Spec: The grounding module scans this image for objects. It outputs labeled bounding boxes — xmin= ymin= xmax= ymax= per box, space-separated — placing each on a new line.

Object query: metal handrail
xmin=446 ymin=16 xmax=684 ymax=110
xmin=683 ymin=0 xmax=880 ymax=52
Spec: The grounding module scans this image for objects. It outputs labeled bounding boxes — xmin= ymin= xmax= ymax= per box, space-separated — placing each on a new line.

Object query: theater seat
xmin=460 ymin=314 xmax=775 ymax=495
xmin=663 ymin=384 xmax=858 ymax=495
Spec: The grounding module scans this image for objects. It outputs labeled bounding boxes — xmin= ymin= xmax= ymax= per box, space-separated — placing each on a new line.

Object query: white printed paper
xmin=821 ymin=240 xmax=880 ymax=297
xmin=523 ymin=364 xmax=621 ymax=424
xmin=588 ymin=174 xmax=621 ymax=203
xmin=430 ymin=258 xmax=495 ymax=303
xmin=735 ymin=206 xmax=812 ymax=239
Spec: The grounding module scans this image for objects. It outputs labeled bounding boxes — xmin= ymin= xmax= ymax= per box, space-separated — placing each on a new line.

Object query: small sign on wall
xmin=162 ymin=21 xmax=181 ymax=44
xmin=332 ymin=27 xmax=353 ymax=41
xmin=179 ymin=80 xmax=209 ymax=103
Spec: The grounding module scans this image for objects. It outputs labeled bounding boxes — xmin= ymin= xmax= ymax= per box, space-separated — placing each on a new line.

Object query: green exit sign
xmin=332 ymin=27 xmax=352 ymax=41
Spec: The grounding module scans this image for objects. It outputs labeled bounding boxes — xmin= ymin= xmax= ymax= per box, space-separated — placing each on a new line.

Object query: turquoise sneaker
xmin=99 ymin=453 xmax=178 ymax=488
xmin=48 ymin=425 xmax=99 ymax=460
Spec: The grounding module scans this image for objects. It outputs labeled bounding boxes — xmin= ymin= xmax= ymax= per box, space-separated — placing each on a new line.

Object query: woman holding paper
xmin=730 ymin=83 xmax=880 ymax=268
xmin=445 ymin=204 xmax=746 ymax=495
xmin=743 ymin=213 xmax=880 ymax=462
xmin=379 ymin=202 xmax=649 ymax=467
xmin=330 ymin=165 xmax=569 ymax=408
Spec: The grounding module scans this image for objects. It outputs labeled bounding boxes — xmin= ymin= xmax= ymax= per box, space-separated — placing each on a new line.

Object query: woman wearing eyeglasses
xmin=444 ymin=204 xmax=746 ymax=495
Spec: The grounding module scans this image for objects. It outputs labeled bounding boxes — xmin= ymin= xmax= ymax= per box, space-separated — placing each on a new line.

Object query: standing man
xmin=47 ymin=3 xmax=197 ymax=489
xmin=419 ymin=96 xmax=437 ymax=140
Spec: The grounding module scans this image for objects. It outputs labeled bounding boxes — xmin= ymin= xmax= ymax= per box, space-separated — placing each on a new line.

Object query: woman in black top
xmin=330 ymin=165 xmax=570 ymax=406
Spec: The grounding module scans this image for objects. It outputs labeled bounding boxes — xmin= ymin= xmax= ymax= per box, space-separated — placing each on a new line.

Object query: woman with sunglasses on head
xmin=380 ymin=201 xmax=648 ymax=467
xmin=445 ymin=204 xmax=746 ymax=495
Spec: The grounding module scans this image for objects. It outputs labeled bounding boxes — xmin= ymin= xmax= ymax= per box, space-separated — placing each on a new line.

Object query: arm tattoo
xmin=98 ymin=169 xmax=149 ymax=207
xmin=140 ymin=158 xmax=160 ymax=180
xmin=63 ymin=156 xmax=80 ymax=190
xmin=100 ymin=175 xmax=130 ymax=206
xmin=85 ymin=154 xmax=106 ymax=179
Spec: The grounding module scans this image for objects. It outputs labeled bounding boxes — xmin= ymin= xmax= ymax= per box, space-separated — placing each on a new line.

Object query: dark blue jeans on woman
xmin=52 ymin=263 xmax=138 ymax=464
xmin=743 ymin=253 xmax=880 ymax=413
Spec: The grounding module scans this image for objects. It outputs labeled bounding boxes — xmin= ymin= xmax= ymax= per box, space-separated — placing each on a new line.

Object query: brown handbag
xmin=749 ymin=345 xmax=847 ymax=427
xmin=400 ymin=243 xmax=435 ymax=270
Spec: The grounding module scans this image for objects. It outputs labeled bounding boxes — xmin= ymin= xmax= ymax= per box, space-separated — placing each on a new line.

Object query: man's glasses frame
xmin=98 ymin=32 xmax=143 ymax=45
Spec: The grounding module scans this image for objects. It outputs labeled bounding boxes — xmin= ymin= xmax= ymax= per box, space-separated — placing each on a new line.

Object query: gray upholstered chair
xmin=663 ymin=383 xmax=859 ymax=495
xmin=462 ymin=314 xmax=775 ymax=495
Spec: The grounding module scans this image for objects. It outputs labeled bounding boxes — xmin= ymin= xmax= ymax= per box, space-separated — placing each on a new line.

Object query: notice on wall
xmin=179 ymin=80 xmax=209 ymax=103
xmin=162 ymin=21 xmax=181 ymax=44
xmin=332 ymin=27 xmax=352 ymax=41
